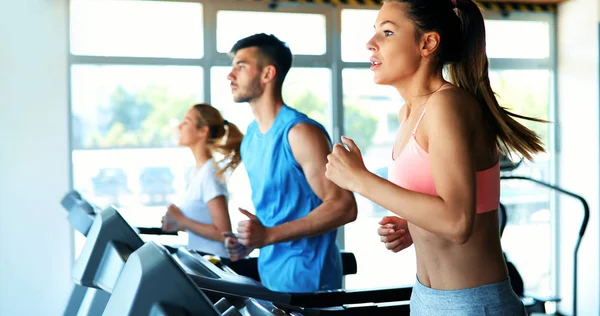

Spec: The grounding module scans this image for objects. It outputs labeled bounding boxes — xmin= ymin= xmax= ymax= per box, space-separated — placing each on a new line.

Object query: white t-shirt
xmin=178 ymin=158 xmax=229 ymax=258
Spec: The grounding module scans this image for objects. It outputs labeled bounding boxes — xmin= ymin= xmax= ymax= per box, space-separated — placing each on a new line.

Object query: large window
xmin=71 ymin=66 xmax=204 ymax=204
xmin=69 ymin=0 xmax=556 ymax=296
xmin=70 ymin=0 xmax=207 ymax=252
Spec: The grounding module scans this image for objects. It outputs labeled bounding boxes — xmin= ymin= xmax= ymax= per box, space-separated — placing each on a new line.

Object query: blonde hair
xmin=192 ymin=103 xmax=243 ymax=179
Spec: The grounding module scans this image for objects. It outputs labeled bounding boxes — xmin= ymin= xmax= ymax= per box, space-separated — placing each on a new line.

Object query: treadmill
xmin=60 ymin=191 xmax=411 ymax=315
xmin=104 ymin=241 xmax=282 ymax=316
xmin=106 ymin=241 xmax=411 ymax=315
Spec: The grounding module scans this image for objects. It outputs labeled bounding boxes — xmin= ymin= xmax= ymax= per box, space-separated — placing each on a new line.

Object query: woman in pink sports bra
xmin=325 ymin=1 xmax=545 ymax=315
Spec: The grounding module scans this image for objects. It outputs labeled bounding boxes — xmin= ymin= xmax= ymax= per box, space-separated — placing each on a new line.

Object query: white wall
xmin=557 ymin=0 xmax=600 ymax=315
xmin=0 ymin=0 xmax=72 ymax=315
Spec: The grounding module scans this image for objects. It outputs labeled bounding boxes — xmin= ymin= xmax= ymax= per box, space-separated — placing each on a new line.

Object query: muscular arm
xmin=266 ymin=123 xmax=358 ymax=245
xmin=179 ymin=196 xmax=233 ymax=242
xmin=355 ymin=92 xmax=478 ymax=244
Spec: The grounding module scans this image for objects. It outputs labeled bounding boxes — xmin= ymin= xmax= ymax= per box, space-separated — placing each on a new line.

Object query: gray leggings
xmin=410 ymin=278 xmax=528 ymax=316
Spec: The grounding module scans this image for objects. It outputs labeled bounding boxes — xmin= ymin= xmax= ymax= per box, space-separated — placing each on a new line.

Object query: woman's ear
xmin=196 ymin=125 xmax=210 ymax=139
xmin=420 ymin=31 xmax=441 ymax=58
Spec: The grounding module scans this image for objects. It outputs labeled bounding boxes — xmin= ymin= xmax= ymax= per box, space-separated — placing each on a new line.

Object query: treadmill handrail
xmin=136 ymin=227 xmax=178 ymax=236
xmin=287 ymin=287 xmax=412 ymax=308
xmin=501 ymin=175 xmax=589 ymax=316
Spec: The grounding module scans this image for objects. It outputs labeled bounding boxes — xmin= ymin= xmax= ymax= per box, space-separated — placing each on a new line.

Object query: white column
xmin=0 ymin=0 xmax=72 ymax=315
xmin=557 ymin=0 xmax=599 ymax=314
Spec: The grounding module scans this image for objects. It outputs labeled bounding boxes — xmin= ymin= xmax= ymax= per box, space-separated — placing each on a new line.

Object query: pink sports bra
xmin=389 ymin=108 xmax=500 ymax=214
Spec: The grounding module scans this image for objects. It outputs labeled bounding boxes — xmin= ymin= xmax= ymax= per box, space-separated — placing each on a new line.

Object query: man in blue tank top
xmin=223 ymin=33 xmax=358 ymax=293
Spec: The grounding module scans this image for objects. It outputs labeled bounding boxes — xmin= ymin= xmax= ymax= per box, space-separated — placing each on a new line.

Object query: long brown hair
xmin=389 ymin=0 xmax=545 ymax=160
xmin=192 ymin=103 xmax=243 ymax=179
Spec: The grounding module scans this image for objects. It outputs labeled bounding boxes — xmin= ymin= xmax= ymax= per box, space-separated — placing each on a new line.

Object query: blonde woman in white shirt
xmin=162 ymin=103 xmax=243 ymax=258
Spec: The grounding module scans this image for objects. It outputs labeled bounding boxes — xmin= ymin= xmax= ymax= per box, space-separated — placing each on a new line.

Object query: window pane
xmin=283 ymin=68 xmax=332 ymax=132
xmin=71 ymin=65 xmax=203 ymax=243
xmin=489 ymin=70 xmax=551 ymax=146
xmin=341 ymin=9 xmax=379 ymax=62
xmin=70 ymin=0 xmax=203 ymax=58
xmin=341 ymin=69 xmax=417 ymax=289
xmin=71 ymin=65 xmax=204 ymax=150
xmin=210 ymin=66 xmax=332 ymax=230
xmin=486 ymin=20 xmax=550 ymax=59
xmin=216 ymin=11 xmax=326 ymax=55
xmin=72 ymin=148 xmax=193 ymax=255
xmin=491 ymin=69 xmax=554 ymax=297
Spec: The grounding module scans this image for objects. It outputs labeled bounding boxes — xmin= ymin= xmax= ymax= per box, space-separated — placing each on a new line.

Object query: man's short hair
xmin=230 ymin=33 xmax=293 ymax=89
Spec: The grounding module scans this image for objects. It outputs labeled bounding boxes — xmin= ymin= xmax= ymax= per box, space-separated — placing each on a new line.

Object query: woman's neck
xmin=395 ymin=68 xmax=447 ymax=108
xmin=190 ymin=144 xmax=212 ymax=168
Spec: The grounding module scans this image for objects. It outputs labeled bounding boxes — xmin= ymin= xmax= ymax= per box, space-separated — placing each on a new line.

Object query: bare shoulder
xmin=288 ymin=122 xmax=331 ymax=157
xmin=288 ymin=122 xmax=329 ymax=144
xmin=425 ymin=86 xmax=481 ymax=128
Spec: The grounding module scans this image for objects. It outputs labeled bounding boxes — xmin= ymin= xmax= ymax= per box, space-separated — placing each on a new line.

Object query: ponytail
xmin=192 ymin=103 xmax=243 ymax=180
xmin=211 ymin=121 xmax=243 ymax=180
xmin=448 ymin=0 xmax=545 ymax=160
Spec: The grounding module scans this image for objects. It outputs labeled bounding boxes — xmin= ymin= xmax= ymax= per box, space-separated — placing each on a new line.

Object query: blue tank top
xmin=241 ymin=105 xmax=342 ymax=293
